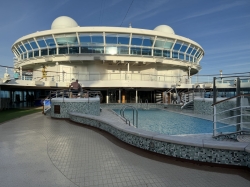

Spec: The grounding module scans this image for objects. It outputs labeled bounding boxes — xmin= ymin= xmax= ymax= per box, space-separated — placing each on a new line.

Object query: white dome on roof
xmin=154 ymin=25 xmax=175 ymax=34
xmin=51 ymin=16 xmax=78 ymax=30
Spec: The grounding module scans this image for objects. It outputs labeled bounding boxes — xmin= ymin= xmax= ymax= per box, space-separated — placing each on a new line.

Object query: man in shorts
xmin=69 ymin=79 xmax=81 ymax=98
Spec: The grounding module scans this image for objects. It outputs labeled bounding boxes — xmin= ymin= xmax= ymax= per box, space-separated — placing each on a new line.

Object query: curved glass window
xmin=69 ymin=47 xmax=79 ymax=54
xmin=24 ymin=42 xmax=32 ymax=51
xmin=34 ymin=50 xmax=39 ymax=57
xmin=55 ymin=33 xmax=78 ymax=46
xmin=79 ymin=34 xmax=91 ymax=44
xmin=117 ymin=46 xmax=129 ymax=54
xmin=142 ymin=48 xmax=151 ymax=56
xmin=24 ymin=53 xmax=27 ymax=59
xmin=41 ymin=49 xmax=48 ymax=56
xmin=180 ymin=43 xmax=188 ymax=52
xmin=154 ymin=49 xmax=162 ymax=56
xmin=163 ymin=50 xmax=170 ymax=57
xmin=191 ymin=48 xmax=197 ymax=55
xmin=185 ymin=55 xmax=190 ymax=61
xmin=49 ymin=48 xmax=56 ymax=55
xmin=91 ymin=34 xmax=103 ymax=44
xmin=186 ymin=46 xmax=194 ymax=54
xmin=118 ymin=34 xmax=130 ymax=45
xmin=37 ymin=38 xmax=47 ymax=48
xmin=172 ymin=52 xmax=178 ymax=59
xmin=29 ymin=40 xmax=38 ymax=49
xmin=173 ymin=42 xmax=182 ymax=51
xmin=17 ymin=46 xmax=23 ymax=54
xmin=91 ymin=46 xmax=104 ymax=53
xmin=105 ymin=34 xmax=117 ymax=44
xmin=20 ymin=45 xmax=26 ymax=52
xmin=142 ymin=36 xmax=153 ymax=47
xmin=28 ymin=51 xmax=33 ymax=58
xmin=45 ymin=37 xmax=56 ymax=47
xmin=190 ymin=56 xmax=193 ymax=62
xmin=81 ymin=46 xmax=91 ymax=53
xmin=131 ymin=47 xmax=141 ymax=55
xmin=154 ymin=38 xmax=174 ymax=49
xmin=131 ymin=35 xmax=143 ymax=46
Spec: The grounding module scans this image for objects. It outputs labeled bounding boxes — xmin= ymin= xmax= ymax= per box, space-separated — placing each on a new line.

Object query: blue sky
xmin=0 ymin=0 xmax=249 ymax=77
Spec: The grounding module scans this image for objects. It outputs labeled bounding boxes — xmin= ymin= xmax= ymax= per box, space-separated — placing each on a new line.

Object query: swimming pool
xmin=112 ymin=108 xmax=236 ymax=135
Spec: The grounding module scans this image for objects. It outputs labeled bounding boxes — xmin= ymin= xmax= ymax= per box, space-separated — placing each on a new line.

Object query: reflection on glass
xmin=17 ymin=47 xmax=22 ymax=54
xmin=163 ymin=50 xmax=170 ymax=57
xmin=79 ymin=34 xmax=91 ymax=44
xmin=173 ymin=42 xmax=182 ymax=51
xmin=45 ymin=37 xmax=56 ymax=47
xmin=172 ymin=52 xmax=178 ymax=58
xmin=131 ymin=36 xmax=142 ymax=46
xmin=180 ymin=44 xmax=188 ymax=52
xmin=106 ymin=46 xmax=117 ymax=54
xmin=117 ymin=35 xmax=130 ymax=45
xmin=186 ymin=47 xmax=193 ymax=54
xmin=117 ymin=46 xmax=129 ymax=54
xmin=91 ymin=34 xmax=103 ymax=44
xmin=191 ymin=48 xmax=197 ymax=55
xmin=69 ymin=47 xmax=79 ymax=54
xmin=142 ymin=37 xmax=152 ymax=47
xmin=28 ymin=52 xmax=33 ymax=58
xmin=55 ymin=34 xmax=77 ymax=45
xmin=105 ymin=34 xmax=117 ymax=44
xmin=20 ymin=45 xmax=26 ymax=52
xmin=142 ymin=48 xmax=151 ymax=55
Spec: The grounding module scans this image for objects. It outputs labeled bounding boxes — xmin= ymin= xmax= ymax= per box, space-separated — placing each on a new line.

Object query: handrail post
xmin=240 ymin=95 xmax=243 ymax=131
xmin=213 ymin=105 xmax=217 ymax=136
xmin=236 ymin=77 xmax=241 ymax=131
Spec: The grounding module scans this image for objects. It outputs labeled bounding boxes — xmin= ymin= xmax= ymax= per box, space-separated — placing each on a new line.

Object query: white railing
xmin=212 ymin=94 xmax=250 ymax=136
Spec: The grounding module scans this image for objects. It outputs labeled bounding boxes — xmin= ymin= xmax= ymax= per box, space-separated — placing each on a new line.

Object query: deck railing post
xmin=213 ymin=105 xmax=217 ymax=136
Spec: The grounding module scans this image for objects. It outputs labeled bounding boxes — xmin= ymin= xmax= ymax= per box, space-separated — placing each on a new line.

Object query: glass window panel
xmin=142 ymin=37 xmax=152 ymax=47
xmin=49 ymin=48 xmax=57 ymax=55
xmin=154 ymin=49 xmax=162 ymax=56
xmin=105 ymin=34 xmax=117 ymax=44
xmin=173 ymin=42 xmax=182 ymax=51
xmin=91 ymin=34 xmax=103 ymax=44
xmin=37 ymin=38 xmax=47 ymax=48
xmin=34 ymin=50 xmax=39 ymax=57
xmin=131 ymin=35 xmax=143 ymax=46
xmin=79 ymin=34 xmax=91 ymax=44
xmin=163 ymin=50 xmax=170 ymax=57
xmin=41 ymin=49 xmax=48 ymax=56
xmin=45 ymin=37 xmax=56 ymax=47
xmin=117 ymin=35 xmax=130 ymax=45
xmin=59 ymin=47 xmax=68 ymax=54
xmin=190 ymin=56 xmax=193 ymax=62
xmin=28 ymin=51 xmax=33 ymax=58
xmin=191 ymin=48 xmax=197 ymax=55
xmin=131 ymin=47 xmax=141 ymax=55
xmin=180 ymin=44 xmax=188 ymax=52
xmin=24 ymin=42 xmax=32 ymax=50
xmin=29 ymin=40 xmax=38 ymax=49
xmin=55 ymin=34 xmax=77 ymax=45
xmin=69 ymin=47 xmax=79 ymax=54
xmin=17 ymin=47 xmax=22 ymax=54
xmin=196 ymin=51 xmax=202 ymax=58
xmin=179 ymin=53 xmax=184 ymax=60
xmin=154 ymin=39 xmax=165 ymax=48
xmin=20 ymin=45 xmax=26 ymax=52
xmin=172 ymin=52 xmax=178 ymax=58
xmin=185 ymin=55 xmax=190 ymax=61
xmin=24 ymin=53 xmax=27 ymax=59
xmin=117 ymin=46 xmax=129 ymax=54
xmin=106 ymin=46 xmax=117 ymax=54
xmin=186 ymin=46 xmax=193 ymax=54
xmin=164 ymin=41 xmax=174 ymax=49
xmin=81 ymin=46 xmax=92 ymax=53
xmin=142 ymin=48 xmax=151 ymax=55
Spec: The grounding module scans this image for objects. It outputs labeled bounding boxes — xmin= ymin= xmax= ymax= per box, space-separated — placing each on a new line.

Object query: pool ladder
xmin=120 ymin=105 xmax=138 ymax=128
xmin=139 ymin=99 xmax=149 ymax=110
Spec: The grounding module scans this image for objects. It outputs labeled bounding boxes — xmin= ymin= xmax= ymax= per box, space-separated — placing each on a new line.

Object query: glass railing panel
xmin=106 ymin=46 xmax=117 ymax=54
xmin=91 ymin=46 xmax=104 ymax=53
xmin=117 ymin=46 xmax=129 ymax=54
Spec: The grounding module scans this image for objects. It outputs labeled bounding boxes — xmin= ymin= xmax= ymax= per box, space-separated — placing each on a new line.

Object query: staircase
xmin=155 ymin=90 xmax=163 ymax=103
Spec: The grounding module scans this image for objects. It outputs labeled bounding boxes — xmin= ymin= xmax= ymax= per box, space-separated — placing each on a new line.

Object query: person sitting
xmin=69 ymin=79 xmax=81 ymax=98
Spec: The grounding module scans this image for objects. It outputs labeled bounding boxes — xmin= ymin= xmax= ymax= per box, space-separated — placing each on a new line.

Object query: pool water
xmin=113 ymin=108 xmax=236 ymax=135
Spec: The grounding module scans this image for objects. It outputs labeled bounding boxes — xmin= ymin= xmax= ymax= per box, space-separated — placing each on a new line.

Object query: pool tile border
xmin=68 ymin=111 xmax=250 ymax=168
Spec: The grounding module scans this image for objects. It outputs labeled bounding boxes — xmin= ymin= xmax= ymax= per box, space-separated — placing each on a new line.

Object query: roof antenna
xmin=129 ymin=23 xmax=132 ymax=28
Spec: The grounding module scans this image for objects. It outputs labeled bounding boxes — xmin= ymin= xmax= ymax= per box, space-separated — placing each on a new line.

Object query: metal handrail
xmin=119 ymin=105 xmax=138 ymax=128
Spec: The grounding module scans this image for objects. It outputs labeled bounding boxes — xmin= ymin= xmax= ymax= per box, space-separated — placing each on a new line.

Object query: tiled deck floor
xmin=0 ymin=112 xmax=249 ymax=187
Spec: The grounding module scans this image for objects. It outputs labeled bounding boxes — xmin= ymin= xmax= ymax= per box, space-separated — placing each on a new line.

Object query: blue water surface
xmin=113 ymin=108 xmax=236 ymax=135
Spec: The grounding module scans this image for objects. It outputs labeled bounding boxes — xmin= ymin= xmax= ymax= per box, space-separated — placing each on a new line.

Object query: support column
xmin=122 ymin=90 xmax=126 ymax=103
xmin=106 ymin=90 xmax=109 ymax=104
xmin=236 ymin=77 xmax=241 ymax=131
xmin=188 ymin=66 xmax=191 ymax=84
xmin=119 ymin=89 xmax=121 ymax=103
xmin=135 ymin=89 xmax=138 ymax=103
xmin=20 ymin=67 xmax=22 ymax=80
